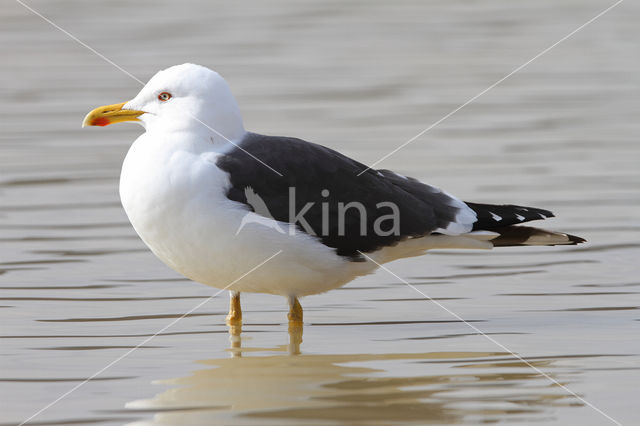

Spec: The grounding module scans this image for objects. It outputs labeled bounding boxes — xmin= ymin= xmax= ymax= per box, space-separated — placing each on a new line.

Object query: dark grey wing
xmin=216 ymin=132 xmax=469 ymax=259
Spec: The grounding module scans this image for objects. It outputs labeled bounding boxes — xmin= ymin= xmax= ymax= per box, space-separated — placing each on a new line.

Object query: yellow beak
xmin=82 ymin=102 xmax=145 ymax=127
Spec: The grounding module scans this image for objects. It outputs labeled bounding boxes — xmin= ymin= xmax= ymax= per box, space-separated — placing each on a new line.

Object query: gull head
xmin=83 ymin=63 xmax=245 ymax=141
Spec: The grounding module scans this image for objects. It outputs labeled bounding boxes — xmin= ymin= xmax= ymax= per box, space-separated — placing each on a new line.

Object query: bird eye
xmin=158 ymin=92 xmax=172 ymax=102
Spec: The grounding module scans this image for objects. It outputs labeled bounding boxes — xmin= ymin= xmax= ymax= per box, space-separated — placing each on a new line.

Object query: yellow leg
xmin=226 ymin=291 xmax=242 ymax=325
xmin=287 ymin=295 xmax=303 ymax=324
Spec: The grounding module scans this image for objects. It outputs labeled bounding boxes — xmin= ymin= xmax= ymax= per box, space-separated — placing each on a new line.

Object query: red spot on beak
xmin=92 ymin=117 xmax=111 ymax=126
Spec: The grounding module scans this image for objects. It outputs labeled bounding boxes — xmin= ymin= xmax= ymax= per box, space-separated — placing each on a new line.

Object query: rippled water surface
xmin=1 ymin=1 xmax=639 ymax=425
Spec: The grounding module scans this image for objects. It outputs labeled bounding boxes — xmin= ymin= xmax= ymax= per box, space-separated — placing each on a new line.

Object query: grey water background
xmin=1 ymin=0 xmax=639 ymax=425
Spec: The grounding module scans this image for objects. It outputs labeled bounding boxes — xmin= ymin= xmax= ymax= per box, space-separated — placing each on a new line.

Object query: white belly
xmin=119 ymin=133 xmax=377 ymax=296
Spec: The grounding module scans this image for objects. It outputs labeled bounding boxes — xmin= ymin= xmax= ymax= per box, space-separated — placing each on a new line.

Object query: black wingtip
xmin=466 ymin=202 xmax=557 ymax=231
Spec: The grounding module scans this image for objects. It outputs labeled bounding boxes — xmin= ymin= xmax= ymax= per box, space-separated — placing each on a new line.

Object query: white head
xmin=83 ymin=63 xmax=246 ymax=142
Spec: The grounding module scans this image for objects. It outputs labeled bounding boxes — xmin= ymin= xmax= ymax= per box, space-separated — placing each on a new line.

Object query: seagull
xmin=83 ymin=63 xmax=584 ymax=327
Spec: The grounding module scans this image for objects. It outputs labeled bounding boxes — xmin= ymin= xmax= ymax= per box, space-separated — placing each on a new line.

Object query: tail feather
xmin=489 ymin=226 xmax=586 ymax=247
xmin=462 ymin=202 xmax=585 ymax=246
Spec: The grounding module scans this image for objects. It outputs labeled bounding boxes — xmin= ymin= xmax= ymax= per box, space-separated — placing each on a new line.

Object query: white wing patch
xmin=515 ymin=214 xmax=525 ymax=221
xmin=489 ymin=212 xmax=502 ymax=221
xmin=433 ymin=190 xmax=477 ymax=235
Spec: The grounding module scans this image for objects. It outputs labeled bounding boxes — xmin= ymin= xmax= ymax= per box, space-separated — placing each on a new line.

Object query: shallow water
xmin=1 ymin=0 xmax=639 ymax=425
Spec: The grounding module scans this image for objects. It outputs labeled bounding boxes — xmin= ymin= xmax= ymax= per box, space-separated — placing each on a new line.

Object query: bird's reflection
xmin=125 ymin=326 xmax=580 ymax=425
xmin=227 ymin=322 xmax=243 ymax=358
xmin=228 ymin=320 xmax=303 ymax=357
xmin=227 ymin=322 xmax=302 ymax=357
xmin=287 ymin=322 xmax=303 ymax=355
